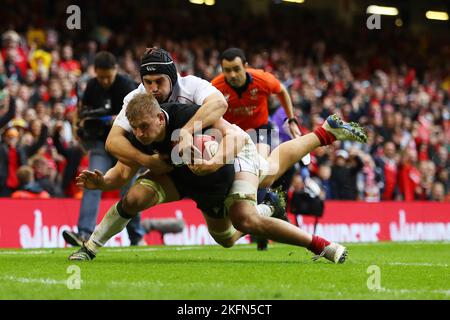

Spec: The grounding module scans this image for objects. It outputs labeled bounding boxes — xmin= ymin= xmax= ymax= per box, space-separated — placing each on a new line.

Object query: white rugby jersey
xmin=114 ymin=74 xmax=221 ymax=132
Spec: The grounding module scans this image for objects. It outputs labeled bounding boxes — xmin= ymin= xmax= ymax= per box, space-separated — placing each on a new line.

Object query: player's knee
xmin=209 ymin=226 xmax=237 ymax=248
xmin=231 ymin=214 xmax=260 ymax=235
xmin=122 ymin=186 xmax=157 ymax=214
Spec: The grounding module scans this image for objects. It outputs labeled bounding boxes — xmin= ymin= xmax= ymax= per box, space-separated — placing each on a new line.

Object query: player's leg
xmin=121 ymin=173 xmax=147 ymax=246
xmin=202 ymin=213 xmax=244 ymax=248
xmin=203 ymin=198 xmax=287 ymax=248
xmin=68 ymin=172 xmax=180 ymax=260
xmin=227 ymin=171 xmax=347 ymax=263
xmin=245 ymin=125 xmax=289 ymax=250
xmin=261 ymin=114 xmax=367 ymax=187
xmin=255 ymin=132 xmax=277 ymax=250
xmin=251 ymin=125 xmax=272 ymax=202
xmin=228 ymin=172 xmax=312 ymax=246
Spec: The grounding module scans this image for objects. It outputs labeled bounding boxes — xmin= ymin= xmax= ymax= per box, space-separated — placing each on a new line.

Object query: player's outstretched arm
xmin=183 ymin=92 xmax=228 ymax=134
xmin=188 ymin=119 xmax=248 ymax=176
xmin=76 ymin=161 xmax=139 ymax=191
xmin=105 ymin=126 xmax=173 ymax=174
xmin=210 ymin=120 xmax=248 ymax=166
xmin=178 ymin=92 xmax=227 ymax=156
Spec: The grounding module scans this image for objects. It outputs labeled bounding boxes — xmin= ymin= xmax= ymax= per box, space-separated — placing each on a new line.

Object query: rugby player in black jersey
xmin=69 ymin=93 xmax=367 ymax=263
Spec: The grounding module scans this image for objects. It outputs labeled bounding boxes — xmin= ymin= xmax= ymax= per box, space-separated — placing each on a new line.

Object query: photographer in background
xmin=63 ymin=51 xmax=146 ymax=246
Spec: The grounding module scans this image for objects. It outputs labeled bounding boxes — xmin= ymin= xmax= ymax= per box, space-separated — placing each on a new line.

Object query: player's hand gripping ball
xmin=188 ymin=135 xmax=221 ymax=176
xmin=192 ymin=135 xmax=219 ymax=161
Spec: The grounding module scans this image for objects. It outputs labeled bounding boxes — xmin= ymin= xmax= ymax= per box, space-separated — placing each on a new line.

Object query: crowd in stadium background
xmin=0 ymin=1 xmax=448 ymax=202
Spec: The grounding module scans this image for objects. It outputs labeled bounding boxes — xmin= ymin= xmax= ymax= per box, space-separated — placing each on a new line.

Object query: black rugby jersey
xmin=128 ymin=102 xmax=235 ymax=212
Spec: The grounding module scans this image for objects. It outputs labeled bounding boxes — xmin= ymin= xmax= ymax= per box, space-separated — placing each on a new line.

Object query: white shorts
xmin=234 ymin=138 xmax=269 ymax=183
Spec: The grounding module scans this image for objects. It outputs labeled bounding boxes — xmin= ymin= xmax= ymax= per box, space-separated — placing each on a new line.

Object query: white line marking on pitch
xmin=1 ymin=275 xmax=68 ymax=285
xmin=378 ymin=288 xmax=450 ymax=296
xmin=0 ymin=250 xmax=52 ymax=255
xmin=384 ymin=262 xmax=448 ymax=267
xmin=1 ymin=275 xmax=163 ymax=289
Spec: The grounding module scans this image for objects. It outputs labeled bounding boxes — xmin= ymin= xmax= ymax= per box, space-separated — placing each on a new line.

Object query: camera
xmin=77 ymin=103 xmax=113 ymax=142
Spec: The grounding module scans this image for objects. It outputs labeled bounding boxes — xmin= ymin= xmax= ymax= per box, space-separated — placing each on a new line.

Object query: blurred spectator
xmin=374 ymin=141 xmax=399 ymax=200
xmin=431 ymin=182 xmax=446 ymax=202
xmin=28 ymin=154 xmax=61 ymax=197
xmin=0 ymin=127 xmax=27 ymax=196
xmin=0 ymin=94 xmax=15 ymax=129
xmin=52 ymin=121 xmax=85 ymax=197
xmin=1 ymin=30 xmax=27 ymax=80
xmin=29 ymin=49 xmax=52 ymax=81
xmin=11 ymin=165 xmax=50 ymax=199
xmin=59 ymin=44 xmax=81 ymax=76
xmin=360 ymin=152 xmax=380 ymax=202
xmin=330 ymin=149 xmax=364 ymax=200
xmin=418 ymin=160 xmax=437 ymax=200
xmin=398 ymin=149 xmax=421 ymax=201
xmin=313 ymin=164 xmax=332 ymax=200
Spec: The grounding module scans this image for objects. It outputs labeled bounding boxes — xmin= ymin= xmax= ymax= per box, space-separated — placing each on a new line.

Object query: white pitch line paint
xmin=377 ymin=287 xmax=450 ymax=296
xmin=0 ymin=250 xmax=54 ymax=255
xmin=384 ymin=262 xmax=449 ymax=267
xmin=1 ymin=275 xmax=161 ymax=289
xmin=1 ymin=275 xmax=69 ymax=285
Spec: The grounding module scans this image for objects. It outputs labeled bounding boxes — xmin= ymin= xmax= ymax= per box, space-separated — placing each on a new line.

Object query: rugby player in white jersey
xmin=107 ymin=47 xmax=227 ymax=173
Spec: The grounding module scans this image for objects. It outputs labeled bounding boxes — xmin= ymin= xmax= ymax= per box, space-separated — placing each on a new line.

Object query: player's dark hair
xmin=94 ymin=51 xmax=117 ymax=70
xmin=220 ymin=48 xmax=247 ymax=64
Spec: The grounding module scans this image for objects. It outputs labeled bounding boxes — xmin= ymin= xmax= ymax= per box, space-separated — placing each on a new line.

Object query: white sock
xmin=256 ymin=204 xmax=274 ymax=217
xmin=85 ymin=203 xmax=131 ymax=254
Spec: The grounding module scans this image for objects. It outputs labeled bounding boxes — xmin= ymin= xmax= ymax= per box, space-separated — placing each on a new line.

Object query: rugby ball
xmin=193 ymin=135 xmax=219 ymax=161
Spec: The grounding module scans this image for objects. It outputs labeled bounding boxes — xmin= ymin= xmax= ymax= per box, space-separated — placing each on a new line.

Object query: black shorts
xmin=169 ymin=164 xmax=235 ymax=219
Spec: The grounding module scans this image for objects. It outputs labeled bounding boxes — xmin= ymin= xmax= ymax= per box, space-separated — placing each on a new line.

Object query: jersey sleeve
xmin=261 ymin=71 xmax=282 ymax=94
xmin=114 ymin=107 xmax=131 ymax=131
xmin=112 ymin=84 xmax=146 ymax=132
xmin=191 ymin=76 xmax=223 ymax=105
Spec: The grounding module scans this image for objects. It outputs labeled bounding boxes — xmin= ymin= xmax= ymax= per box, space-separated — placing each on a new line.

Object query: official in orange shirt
xmin=211 ymin=47 xmax=302 ymax=159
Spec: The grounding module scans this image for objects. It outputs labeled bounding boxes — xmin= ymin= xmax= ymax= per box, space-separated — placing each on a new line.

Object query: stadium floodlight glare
xmin=189 ymin=0 xmax=204 ymax=5
xmin=283 ymin=0 xmax=305 ymax=4
xmin=425 ymin=11 xmax=449 ymax=21
xmin=204 ymin=0 xmax=215 ymax=5
xmin=366 ymin=5 xmax=399 ymax=16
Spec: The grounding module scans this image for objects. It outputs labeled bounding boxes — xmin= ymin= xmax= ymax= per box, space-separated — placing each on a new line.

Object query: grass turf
xmin=0 ymin=242 xmax=448 ymax=300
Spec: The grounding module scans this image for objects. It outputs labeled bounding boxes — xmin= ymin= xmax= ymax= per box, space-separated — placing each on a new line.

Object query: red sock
xmin=313 ymin=127 xmax=336 ymax=146
xmin=308 ymin=235 xmax=331 ymax=255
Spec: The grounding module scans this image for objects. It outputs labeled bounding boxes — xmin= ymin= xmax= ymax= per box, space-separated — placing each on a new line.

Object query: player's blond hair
xmin=126 ymin=93 xmax=161 ymax=123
